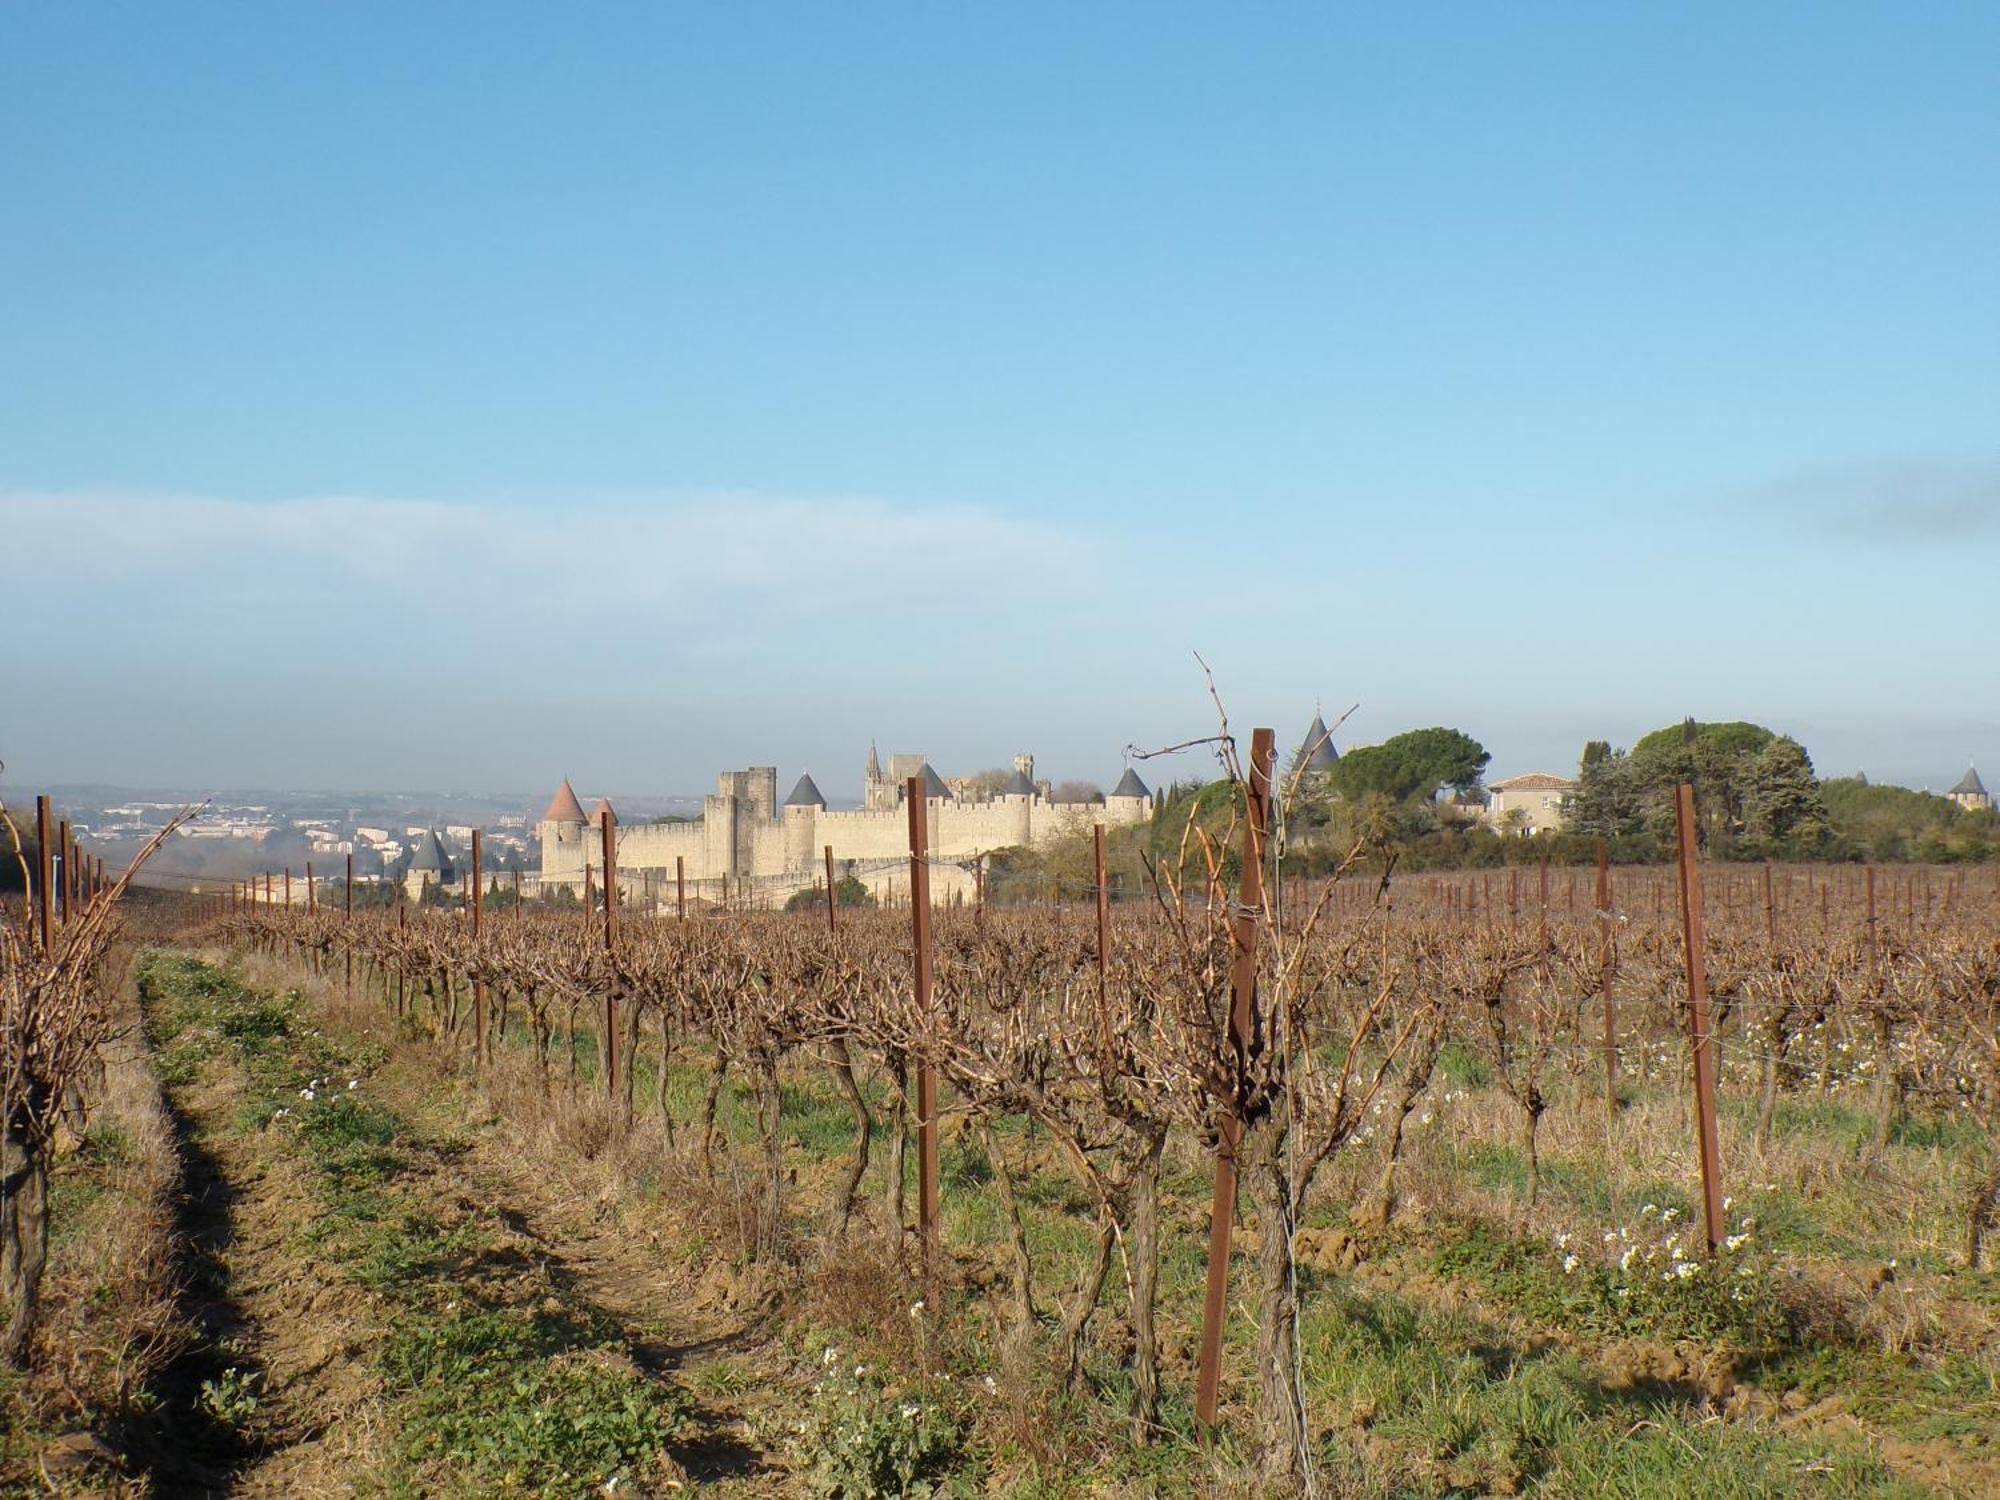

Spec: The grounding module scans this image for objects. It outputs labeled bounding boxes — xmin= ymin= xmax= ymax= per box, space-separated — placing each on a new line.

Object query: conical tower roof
xmin=591 ymin=797 xmax=616 ymax=827
xmin=785 ymin=773 xmax=827 ymax=808
xmin=916 ymin=762 xmax=951 ymax=800
xmin=409 ymin=830 xmax=455 ymax=874
xmin=1111 ymin=767 xmax=1151 ymax=799
xmin=1001 ymin=768 xmax=1036 ymax=796
xmin=541 ymin=778 xmax=587 ymax=823
xmin=1295 ymin=713 xmax=1339 ymax=773
xmin=1952 ymin=764 xmax=1987 ymax=797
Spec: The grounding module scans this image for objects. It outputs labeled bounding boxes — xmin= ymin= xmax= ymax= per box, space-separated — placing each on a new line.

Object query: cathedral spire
xmin=866 ymin=741 xmax=882 ymax=781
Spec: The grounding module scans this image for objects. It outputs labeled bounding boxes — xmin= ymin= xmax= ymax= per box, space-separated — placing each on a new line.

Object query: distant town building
xmin=1948 ymin=764 xmax=1990 ymax=813
xmin=1487 ymin=773 xmax=1575 ymax=836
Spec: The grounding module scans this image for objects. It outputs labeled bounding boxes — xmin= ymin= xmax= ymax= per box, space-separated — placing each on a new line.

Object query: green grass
xmin=1297 ymin=1279 xmax=1926 ymax=1499
xmin=381 ymin=1304 xmax=681 ymax=1497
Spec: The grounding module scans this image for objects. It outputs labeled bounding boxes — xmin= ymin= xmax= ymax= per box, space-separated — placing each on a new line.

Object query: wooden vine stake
xmin=1673 ymin=783 xmax=1726 ymax=1252
xmin=825 ymin=844 xmax=838 ymax=934
xmin=906 ymin=777 xmax=939 ymax=1280
xmin=1195 ymin=726 xmax=1274 ymax=1432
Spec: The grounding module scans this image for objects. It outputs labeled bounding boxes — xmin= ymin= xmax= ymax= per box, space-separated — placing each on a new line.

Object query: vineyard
xmin=6 ymin=777 xmax=2000 ymax=1496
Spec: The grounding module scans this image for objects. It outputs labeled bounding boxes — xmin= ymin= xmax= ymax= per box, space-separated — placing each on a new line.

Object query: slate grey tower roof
xmin=1111 ymin=767 xmax=1151 ymax=799
xmin=409 ymin=830 xmax=455 ymax=877
xmin=1295 ymin=712 xmax=1340 ymax=773
xmin=785 ymin=773 xmax=827 ymax=808
xmin=916 ymin=762 xmax=952 ymax=799
xmin=1952 ymin=765 xmax=1987 ymax=798
xmin=1001 ymin=769 xmax=1037 ymax=796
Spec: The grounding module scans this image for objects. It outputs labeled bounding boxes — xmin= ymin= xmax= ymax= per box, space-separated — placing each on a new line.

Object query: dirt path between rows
xmin=147 ymin=1060 xmax=392 ymax=1497
xmin=368 ymin=1060 xmax=795 ymax=1491
xmin=148 ymin=966 xmax=794 ymax=1497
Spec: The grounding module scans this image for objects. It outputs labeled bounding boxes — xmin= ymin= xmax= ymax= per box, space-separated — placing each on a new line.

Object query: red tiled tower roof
xmin=541 ymin=779 xmax=587 ymax=824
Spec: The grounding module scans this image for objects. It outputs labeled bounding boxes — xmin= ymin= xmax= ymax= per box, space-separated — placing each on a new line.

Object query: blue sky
xmin=4 ymin=4 xmax=1996 ymax=799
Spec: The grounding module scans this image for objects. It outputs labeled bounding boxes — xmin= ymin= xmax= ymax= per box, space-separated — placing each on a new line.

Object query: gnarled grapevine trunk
xmin=1060 ymin=1210 xmax=1116 ymax=1389
xmin=1 ymin=1095 xmax=51 ymax=1368
xmin=1246 ymin=1122 xmax=1306 ymax=1486
xmin=1128 ymin=1125 xmax=1167 ymax=1442
xmin=830 ymin=1038 xmax=870 ymax=1232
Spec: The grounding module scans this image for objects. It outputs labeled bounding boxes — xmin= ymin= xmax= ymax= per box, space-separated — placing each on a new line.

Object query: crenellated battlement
xmin=537 ymin=749 xmax=1151 ymax=900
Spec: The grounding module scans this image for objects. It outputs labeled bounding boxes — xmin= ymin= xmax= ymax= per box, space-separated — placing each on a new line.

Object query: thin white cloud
xmin=1 ymin=489 xmax=1091 ymax=621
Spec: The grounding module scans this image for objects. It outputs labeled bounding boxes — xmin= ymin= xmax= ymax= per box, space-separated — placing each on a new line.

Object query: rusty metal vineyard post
xmin=1673 ymin=783 xmax=1726 ymax=1253
xmin=1195 ymin=726 xmax=1274 ymax=1433
xmin=345 ymin=853 xmax=355 ymax=998
xmin=825 ymin=845 xmax=838 ymax=934
xmin=601 ymin=809 xmax=619 ymax=1099
xmin=472 ymin=831 xmax=487 ymax=1067
xmin=1864 ymin=865 xmax=1878 ymax=967
xmin=1094 ymin=823 xmax=1111 ymax=1042
xmin=34 ymin=797 xmax=53 ymax=954
xmin=1597 ymin=842 xmax=1617 ymax=1120
xmin=55 ymin=819 xmax=70 ymax=927
xmin=906 ymin=777 xmax=939 ymax=1280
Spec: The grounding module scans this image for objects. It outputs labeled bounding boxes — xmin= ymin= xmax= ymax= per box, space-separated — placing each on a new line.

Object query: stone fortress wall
xmin=536 ymin=750 xmax=1153 ymax=908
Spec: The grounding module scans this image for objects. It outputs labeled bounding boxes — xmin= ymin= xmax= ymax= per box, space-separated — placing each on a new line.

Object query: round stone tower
xmin=537 ymin=778 xmax=589 ymax=893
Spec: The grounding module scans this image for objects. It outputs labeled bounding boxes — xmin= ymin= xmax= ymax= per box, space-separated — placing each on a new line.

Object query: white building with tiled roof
xmin=1487 ymin=772 xmax=1575 ymax=836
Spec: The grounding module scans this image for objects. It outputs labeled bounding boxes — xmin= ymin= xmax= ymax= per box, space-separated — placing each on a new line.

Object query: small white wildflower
xmin=899 ymin=1403 xmax=921 ymax=1419
xmin=347 ymin=1079 xmax=359 ymax=1090
xmin=1661 ymin=1208 xmax=1679 ymax=1225
xmin=909 ymin=1300 xmax=925 ymax=1318
xmin=822 ymin=1346 xmax=839 ymax=1366
xmin=981 ymin=1375 xmax=998 ymax=1395
xmin=1562 ymin=1254 xmax=1580 ymax=1274
xmin=1724 ymin=1234 xmax=1748 ymax=1252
